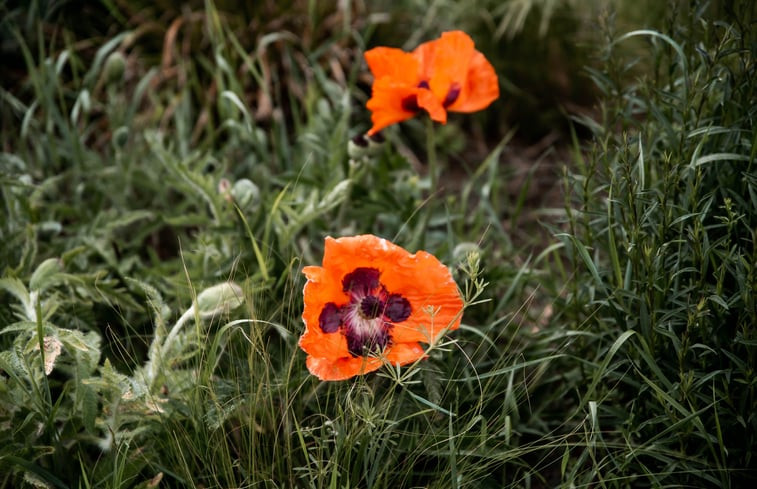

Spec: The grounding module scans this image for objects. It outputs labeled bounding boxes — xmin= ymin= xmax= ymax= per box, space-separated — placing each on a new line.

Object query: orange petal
xmin=302 ymin=266 xmax=344 ymax=315
xmin=414 ymin=31 xmax=475 ymax=103
xmin=306 ymin=355 xmax=383 ymax=381
xmin=416 ymin=89 xmax=447 ymax=123
xmin=382 ymin=250 xmax=463 ymax=344
xmin=305 ymin=342 xmax=426 ymax=381
xmin=365 ymin=47 xmax=419 ymax=84
xmin=300 ymin=236 xmax=399 ymax=362
xmin=447 ymin=50 xmax=499 ymax=113
xmin=390 ymin=291 xmax=463 ymax=344
xmin=320 ymin=235 xmax=408 ymax=279
xmin=298 ymin=322 xmax=348 ymax=359
xmin=300 ymin=263 xmax=349 ymax=359
xmin=366 ymin=78 xmax=421 ymax=135
xmin=364 ymin=46 xmax=424 ymax=134
xmin=384 ymin=341 xmax=426 ymax=365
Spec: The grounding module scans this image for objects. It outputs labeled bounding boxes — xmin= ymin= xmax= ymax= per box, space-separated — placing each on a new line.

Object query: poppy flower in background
xmin=300 ymin=235 xmax=464 ymax=381
xmin=364 ymin=30 xmax=499 ymax=135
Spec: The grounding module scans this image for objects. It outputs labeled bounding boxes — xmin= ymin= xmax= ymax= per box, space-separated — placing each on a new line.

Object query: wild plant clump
xmin=558 ymin=3 xmax=755 ymax=485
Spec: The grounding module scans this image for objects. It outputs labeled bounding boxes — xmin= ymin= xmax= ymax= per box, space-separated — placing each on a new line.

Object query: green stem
xmin=336 ymin=161 xmax=362 ymax=228
xmin=145 ymin=306 xmax=194 ymax=390
xmin=33 ymin=292 xmax=52 ymax=407
xmin=411 ymin=119 xmax=439 ymax=249
xmin=426 ymin=117 xmax=438 ymax=193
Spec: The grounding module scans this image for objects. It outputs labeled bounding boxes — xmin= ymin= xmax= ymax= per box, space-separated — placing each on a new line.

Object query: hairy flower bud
xmin=196 ymin=282 xmax=244 ymax=318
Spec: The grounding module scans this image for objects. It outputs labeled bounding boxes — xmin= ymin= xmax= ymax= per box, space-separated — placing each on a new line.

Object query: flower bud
xmin=452 ymin=242 xmax=482 ymax=263
xmin=196 ymin=282 xmax=244 ymax=318
xmin=348 ymin=133 xmax=385 ymax=160
xmin=348 ymin=134 xmax=370 ymax=160
xmin=231 ymin=178 xmax=260 ymax=209
xmin=103 ymin=51 xmax=126 ymax=85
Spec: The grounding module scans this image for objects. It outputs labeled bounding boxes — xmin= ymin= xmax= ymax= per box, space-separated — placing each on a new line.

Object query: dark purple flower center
xmin=401 ymin=95 xmax=420 ymax=112
xmin=351 ymin=134 xmax=369 ymax=147
xmin=385 ymin=294 xmax=411 ymax=322
xmin=342 ymin=267 xmax=380 ymax=294
xmin=443 ymin=82 xmax=461 ymax=107
xmin=318 ymin=267 xmax=413 ymax=357
xmin=401 ymin=80 xmax=431 ymax=113
xmin=318 ymin=302 xmax=341 ymax=333
xmin=360 ymin=296 xmax=384 ymax=319
xmin=400 ymin=81 xmax=461 ymax=114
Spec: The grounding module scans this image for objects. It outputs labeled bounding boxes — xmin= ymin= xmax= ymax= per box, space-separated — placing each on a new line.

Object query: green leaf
xmin=556 ymin=233 xmax=606 ymax=294
xmin=405 ymin=388 xmax=455 ymax=417
xmin=694 ymin=153 xmax=750 ymax=167
xmin=29 ymin=258 xmax=63 ymax=292
xmin=3 ymin=455 xmax=69 ymax=489
xmin=0 ymin=277 xmax=31 ymax=312
xmin=79 ymin=382 xmax=98 ymax=434
xmin=580 ymin=330 xmax=636 ymax=408
xmin=0 ymin=320 xmax=38 ymax=335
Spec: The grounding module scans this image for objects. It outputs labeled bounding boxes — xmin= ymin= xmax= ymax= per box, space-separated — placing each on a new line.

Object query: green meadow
xmin=1 ymin=0 xmax=754 ymax=487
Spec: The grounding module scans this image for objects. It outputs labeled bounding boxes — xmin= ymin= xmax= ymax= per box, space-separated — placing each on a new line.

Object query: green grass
xmin=1 ymin=0 xmax=755 ymax=487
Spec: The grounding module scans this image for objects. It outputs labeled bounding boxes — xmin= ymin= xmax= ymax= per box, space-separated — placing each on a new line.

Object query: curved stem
xmin=146 ymin=306 xmax=195 ymax=388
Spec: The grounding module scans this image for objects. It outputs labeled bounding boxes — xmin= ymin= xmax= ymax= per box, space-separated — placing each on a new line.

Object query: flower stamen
xmin=360 ymin=296 xmax=384 ymax=319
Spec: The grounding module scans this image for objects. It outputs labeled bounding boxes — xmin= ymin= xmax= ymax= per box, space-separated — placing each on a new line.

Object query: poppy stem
xmin=426 ymin=117 xmax=439 ymax=194
xmin=336 ymin=159 xmax=365 ymax=228
xmin=417 ymin=118 xmax=439 ymax=248
xmin=410 ymin=119 xmax=440 ymax=249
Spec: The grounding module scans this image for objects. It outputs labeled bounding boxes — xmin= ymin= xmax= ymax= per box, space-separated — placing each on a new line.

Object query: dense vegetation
xmin=1 ymin=0 xmax=754 ymax=487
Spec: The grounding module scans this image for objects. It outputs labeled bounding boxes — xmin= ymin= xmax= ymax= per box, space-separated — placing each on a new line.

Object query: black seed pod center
xmin=360 ymin=296 xmax=384 ymax=319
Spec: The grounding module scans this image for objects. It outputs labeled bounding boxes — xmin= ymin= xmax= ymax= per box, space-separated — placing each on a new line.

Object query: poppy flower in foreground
xmin=364 ymin=30 xmax=499 ymax=135
xmin=300 ymin=235 xmax=464 ymax=381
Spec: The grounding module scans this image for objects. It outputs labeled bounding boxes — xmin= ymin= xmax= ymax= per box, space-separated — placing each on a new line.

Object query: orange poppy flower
xmin=299 ymin=235 xmax=464 ymax=381
xmin=364 ymin=30 xmax=499 ymax=135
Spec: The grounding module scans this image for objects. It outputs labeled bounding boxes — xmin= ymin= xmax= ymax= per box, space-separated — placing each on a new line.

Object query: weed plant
xmin=0 ymin=0 xmax=754 ymax=488
xmin=555 ymin=1 xmax=756 ymax=486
